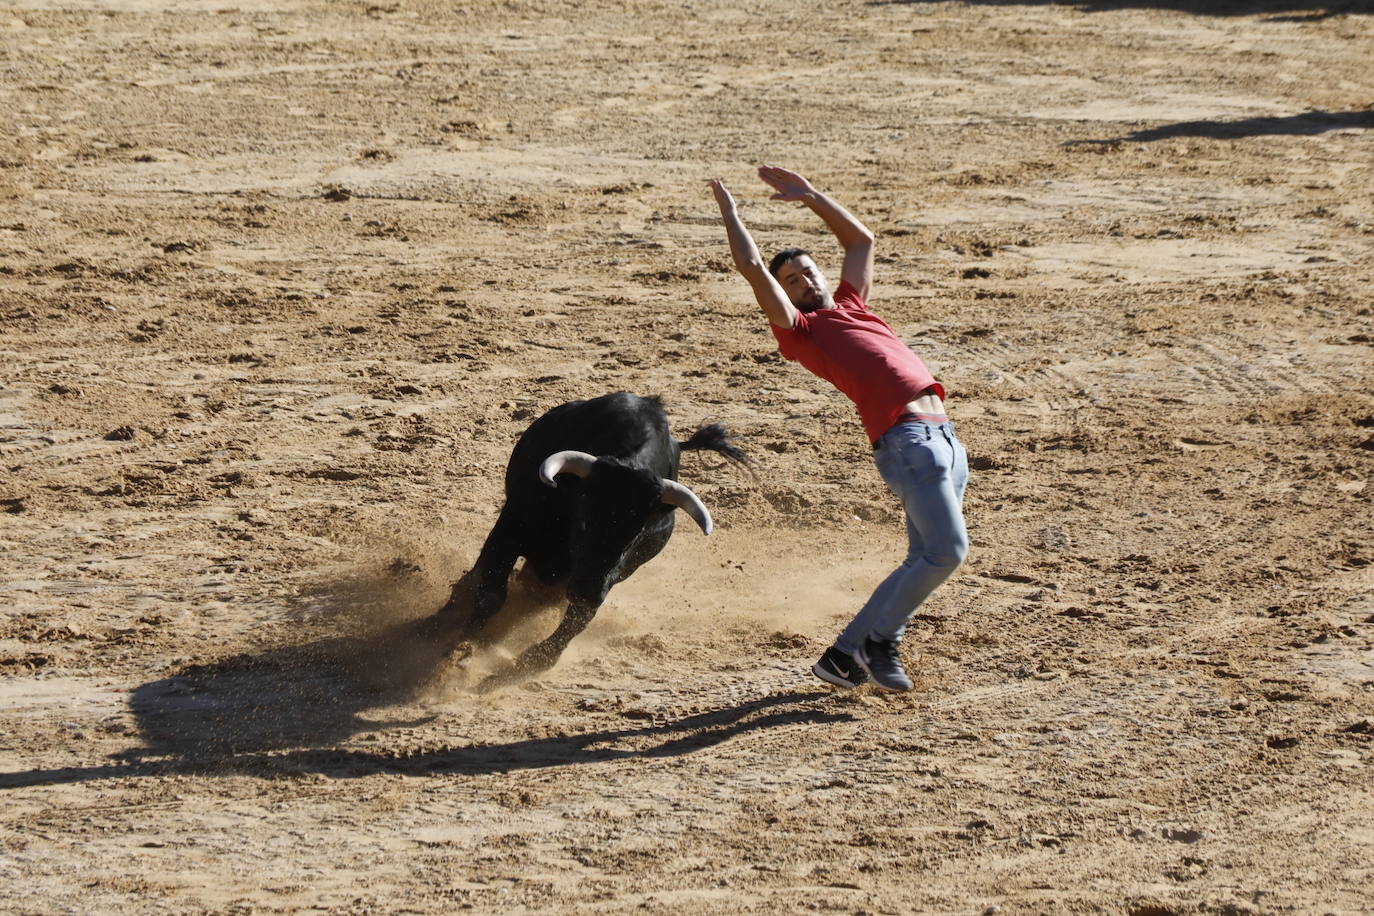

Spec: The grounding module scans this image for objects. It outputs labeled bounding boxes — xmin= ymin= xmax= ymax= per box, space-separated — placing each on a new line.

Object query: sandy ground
xmin=2 ymin=0 xmax=1373 ymax=912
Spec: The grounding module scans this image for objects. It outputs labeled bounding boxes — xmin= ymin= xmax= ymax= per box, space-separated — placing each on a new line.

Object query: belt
xmin=873 ymin=412 xmax=951 ymax=449
xmin=895 ymin=411 xmax=949 ymax=425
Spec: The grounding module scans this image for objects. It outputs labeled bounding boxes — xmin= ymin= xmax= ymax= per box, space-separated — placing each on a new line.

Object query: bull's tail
xmin=680 ymin=422 xmax=752 ymax=475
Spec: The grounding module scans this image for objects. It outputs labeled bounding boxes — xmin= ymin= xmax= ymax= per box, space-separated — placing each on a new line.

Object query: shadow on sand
xmin=872 ymin=0 xmax=1372 ymax=21
xmin=0 ymin=618 xmax=852 ymax=790
xmin=1065 ymin=109 xmax=1374 ymax=146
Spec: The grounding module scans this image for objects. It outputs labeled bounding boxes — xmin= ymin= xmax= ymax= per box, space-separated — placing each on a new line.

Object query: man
xmin=709 ymin=166 xmax=969 ymax=692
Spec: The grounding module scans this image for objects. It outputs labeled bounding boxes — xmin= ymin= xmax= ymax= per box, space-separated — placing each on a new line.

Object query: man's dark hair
xmin=768 ymin=247 xmax=809 ymax=279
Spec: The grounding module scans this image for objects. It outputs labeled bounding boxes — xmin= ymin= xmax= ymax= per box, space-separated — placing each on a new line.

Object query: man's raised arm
xmin=757 ymin=165 xmax=874 ymax=301
xmin=709 ymin=178 xmax=798 ymax=330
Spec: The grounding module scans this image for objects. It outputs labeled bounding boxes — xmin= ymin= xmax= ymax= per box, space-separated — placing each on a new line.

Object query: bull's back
xmin=504 ymin=393 xmax=679 ymax=493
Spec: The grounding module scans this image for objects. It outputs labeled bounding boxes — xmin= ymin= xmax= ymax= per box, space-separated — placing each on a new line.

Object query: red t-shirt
xmin=771 ymin=280 xmax=944 ymax=443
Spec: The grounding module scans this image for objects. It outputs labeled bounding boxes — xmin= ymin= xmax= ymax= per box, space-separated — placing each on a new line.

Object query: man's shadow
xmin=1064 ymin=109 xmax=1374 ymax=146
xmin=1 ymin=595 xmax=852 ymax=789
xmin=872 ymin=1 xmax=1373 ymax=22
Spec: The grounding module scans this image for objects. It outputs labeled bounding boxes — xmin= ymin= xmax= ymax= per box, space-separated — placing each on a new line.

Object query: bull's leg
xmin=459 ymin=537 xmax=522 ymax=645
xmin=504 ymin=560 xmax=615 ymax=669
xmin=613 ymin=519 xmax=673 ymax=586
xmin=517 ymin=600 xmax=599 ymax=673
xmin=477 ymin=599 xmax=599 ymax=692
xmin=427 ymin=514 xmax=521 ymax=648
xmin=429 ymin=565 xmax=479 ymax=629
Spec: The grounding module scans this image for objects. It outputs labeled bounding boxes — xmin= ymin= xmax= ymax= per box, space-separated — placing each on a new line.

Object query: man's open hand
xmin=708 ymin=178 xmax=736 ymax=212
xmin=758 ymin=165 xmax=816 ymax=202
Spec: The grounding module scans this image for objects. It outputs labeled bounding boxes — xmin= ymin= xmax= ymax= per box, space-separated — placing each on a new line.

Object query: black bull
xmin=425 ymin=392 xmax=747 ymax=679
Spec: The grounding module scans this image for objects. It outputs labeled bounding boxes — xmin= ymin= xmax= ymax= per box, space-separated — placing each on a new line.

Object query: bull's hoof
xmin=450 ymin=642 xmax=475 ymax=664
xmin=472 ymin=672 xmax=511 ymax=694
xmin=473 ymin=667 xmax=532 ymax=694
xmin=469 ymin=653 xmax=555 ymax=694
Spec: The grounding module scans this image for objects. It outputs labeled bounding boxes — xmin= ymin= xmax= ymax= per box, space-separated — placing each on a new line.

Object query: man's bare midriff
xmin=902 ymin=387 xmax=946 ymax=418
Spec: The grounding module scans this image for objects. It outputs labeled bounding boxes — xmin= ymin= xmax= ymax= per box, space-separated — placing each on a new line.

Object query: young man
xmin=709 ymin=166 xmax=969 ymax=692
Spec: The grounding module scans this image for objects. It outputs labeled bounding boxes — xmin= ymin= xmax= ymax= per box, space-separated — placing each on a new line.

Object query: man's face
xmin=776 ymin=255 xmax=832 ymax=313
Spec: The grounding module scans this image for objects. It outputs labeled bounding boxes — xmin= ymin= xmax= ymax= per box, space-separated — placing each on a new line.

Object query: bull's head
xmin=538 ymin=450 xmax=713 ymax=535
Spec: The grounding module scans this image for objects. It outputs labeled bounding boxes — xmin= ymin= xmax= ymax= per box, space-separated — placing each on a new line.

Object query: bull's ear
xmin=539 ymin=450 xmax=597 ymax=487
xmin=660 ymin=480 xmax=713 ymax=535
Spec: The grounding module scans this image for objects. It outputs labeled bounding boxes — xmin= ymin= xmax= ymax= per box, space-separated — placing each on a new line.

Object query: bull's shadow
xmin=118 ymin=624 xmax=446 ymax=765
xmin=111 ymin=564 xmax=538 ymax=770
xmin=0 ymin=619 xmax=441 ymax=789
xmin=0 ymin=611 xmax=854 ymax=788
xmin=126 ymin=687 xmax=853 ymax=780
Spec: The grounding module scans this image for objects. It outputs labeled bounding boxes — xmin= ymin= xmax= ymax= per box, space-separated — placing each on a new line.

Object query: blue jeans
xmin=835 ymin=420 xmax=969 ymax=653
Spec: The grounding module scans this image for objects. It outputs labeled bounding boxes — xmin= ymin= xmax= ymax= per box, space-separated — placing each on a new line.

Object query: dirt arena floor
xmin=2 ymin=0 xmax=1372 ymax=912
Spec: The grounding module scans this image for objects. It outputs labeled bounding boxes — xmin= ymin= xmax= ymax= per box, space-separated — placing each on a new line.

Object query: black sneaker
xmin=852 ymin=636 xmax=913 ymax=692
xmin=812 ymin=646 xmax=870 ymax=688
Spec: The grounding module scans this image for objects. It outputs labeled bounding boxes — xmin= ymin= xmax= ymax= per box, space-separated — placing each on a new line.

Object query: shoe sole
xmin=811 ymin=662 xmax=864 ymax=689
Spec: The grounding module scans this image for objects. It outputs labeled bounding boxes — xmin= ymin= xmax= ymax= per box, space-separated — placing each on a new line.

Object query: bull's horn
xmin=539 ymin=450 xmax=597 ymax=487
xmin=660 ymin=480 xmax=713 ymax=535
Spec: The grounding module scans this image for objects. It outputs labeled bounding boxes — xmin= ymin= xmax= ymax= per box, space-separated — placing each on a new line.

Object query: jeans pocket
xmin=883 ymin=434 xmax=937 ymax=491
xmin=899 ymin=422 xmax=933 ymax=446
